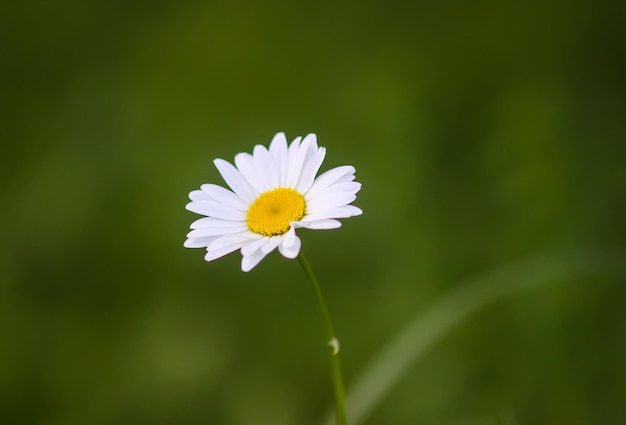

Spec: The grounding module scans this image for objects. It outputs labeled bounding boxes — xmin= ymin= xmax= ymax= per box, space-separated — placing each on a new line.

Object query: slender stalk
xmin=298 ymin=253 xmax=347 ymax=425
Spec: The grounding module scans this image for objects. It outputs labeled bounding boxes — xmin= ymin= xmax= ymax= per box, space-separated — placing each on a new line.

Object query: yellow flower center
xmin=247 ymin=188 xmax=306 ymax=236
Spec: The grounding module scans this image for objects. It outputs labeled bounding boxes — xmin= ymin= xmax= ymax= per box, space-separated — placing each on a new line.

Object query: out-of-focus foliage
xmin=1 ymin=1 xmax=625 ymax=424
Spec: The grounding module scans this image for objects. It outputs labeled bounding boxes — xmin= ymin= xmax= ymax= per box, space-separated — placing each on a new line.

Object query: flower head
xmin=184 ymin=132 xmax=362 ymax=271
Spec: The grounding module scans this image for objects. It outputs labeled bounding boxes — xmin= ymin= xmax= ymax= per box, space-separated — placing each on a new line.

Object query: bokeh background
xmin=2 ymin=1 xmax=626 ymax=424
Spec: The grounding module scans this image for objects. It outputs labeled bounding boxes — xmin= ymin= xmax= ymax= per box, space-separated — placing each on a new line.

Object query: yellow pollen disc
xmin=247 ymin=188 xmax=306 ymax=236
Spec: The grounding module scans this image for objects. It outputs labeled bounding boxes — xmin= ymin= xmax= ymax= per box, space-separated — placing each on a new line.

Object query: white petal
xmin=269 ymin=132 xmax=289 ymax=186
xmin=321 ymin=173 xmax=357 ymax=187
xmin=241 ymin=236 xmax=269 ymax=256
xmin=234 ymin=152 xmax=266 ymax=194
xmin=302 ymin=205 xmax=363 ymax=221
xmin=293 ymin=219 xmax=342 ymax=230
xmin=321 ymin=181 xmax=362 ymax=195
xmin=302 ymin=133 xmax=318 ymax=149
xmin=185 ymin=201 xmax=246 ymax=221
xmin=241 ymin=249 xmax=270 ymax=272
xmin=261 ymin=236 xmax=282 ymax=254
xmin=204 ymin=243 xmax=245 ymax=262
xmin=282 ymin=226 xmax=297 ymax=248
xmin=304 ymin=182 xmax=361 ymax=205
xmin=278 ymin=235 xmax=301 ymax=259
xmin=201 ymin=184 xmax=249 ymax=211
xmin=286 ymin=134 xmax=317 ymax=188
xmin=184 ymin=236 xmax=218 ymax=248
xmin=209 ymin=232 xmax=258 ymax=251
xmin=190 ymin=217 xmax=246 ymax=229
xmin=285 ymin=136 xmax=303 ymax=188
xmin=187 ymin=225 xmax=248 ymax=238
xmin=295 ymin=146 xmax=326 ymax=193
xmin=253 ymin=144 xmax=279 ymax=189
xmin=343 ymin=205 xmax=363 ymax=216
xmin=189 ymin=189 xmax=212 ymax=202
xmin=306 ymin=192 xmax=357 ymax=213
xmin=305 ymin=166 xmax=356 ymax=198
xmin=214 ymin=158 xmax=257 ymax=203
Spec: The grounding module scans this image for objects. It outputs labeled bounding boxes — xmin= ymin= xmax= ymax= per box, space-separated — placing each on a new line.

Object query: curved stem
xmin=298 ymin=253 xmax=347 ymax=425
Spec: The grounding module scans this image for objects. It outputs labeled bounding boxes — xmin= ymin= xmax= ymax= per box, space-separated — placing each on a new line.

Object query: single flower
xmin=184 ymin=132 xmax=362 ymax=271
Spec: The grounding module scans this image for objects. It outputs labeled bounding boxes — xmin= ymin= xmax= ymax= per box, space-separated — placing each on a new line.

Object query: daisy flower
xmin=184 ymin=132 xmax=362 ymax=272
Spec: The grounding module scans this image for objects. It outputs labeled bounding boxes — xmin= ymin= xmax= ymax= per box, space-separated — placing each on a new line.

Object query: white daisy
xmin=184 ymin=132 xmax=362 ymax=272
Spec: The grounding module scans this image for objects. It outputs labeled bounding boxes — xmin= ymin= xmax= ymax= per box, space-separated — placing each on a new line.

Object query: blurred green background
xmin=2 ymin=1 xmax=626 ymax=424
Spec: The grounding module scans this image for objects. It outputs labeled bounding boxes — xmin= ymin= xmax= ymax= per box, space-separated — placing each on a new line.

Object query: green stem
xmin=298 ymin=253 xmax=347 ymax=425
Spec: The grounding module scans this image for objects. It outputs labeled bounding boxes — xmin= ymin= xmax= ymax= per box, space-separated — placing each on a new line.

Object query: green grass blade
xmin=324 ymin=249 xmax=626 ymax=425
